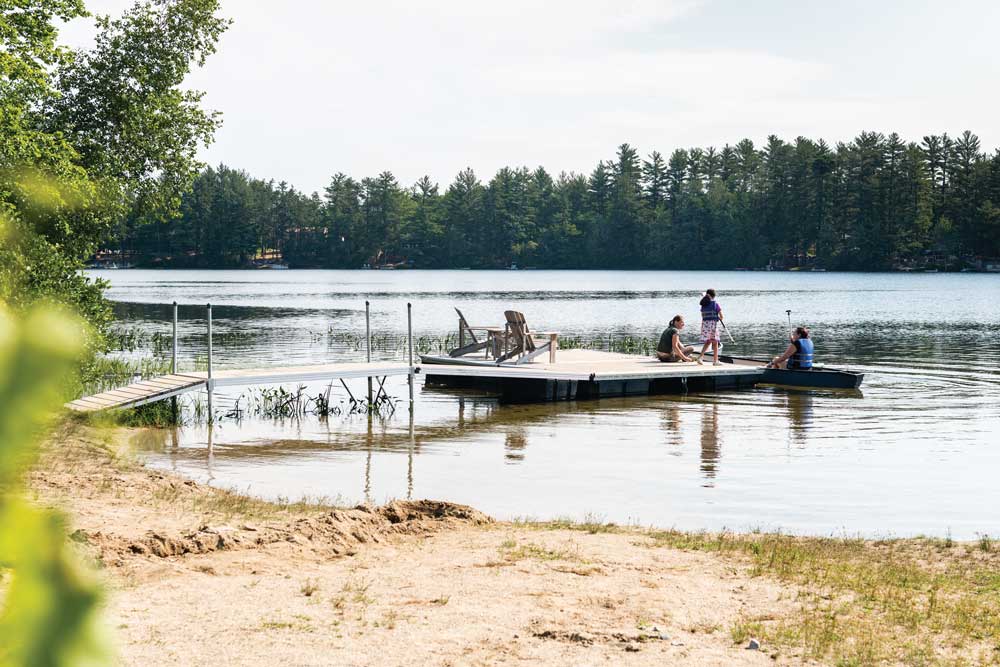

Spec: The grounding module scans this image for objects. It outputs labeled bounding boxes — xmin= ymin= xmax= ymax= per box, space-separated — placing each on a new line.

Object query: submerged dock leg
xmin=366 ymin=300 xmax=372 ymax=404
xmin=206 ymin=303 xmax=214 ymax=424
xmin=171 ymin=301 xmax=179 ymax=419
xmin=407 ymin=302 xmax=414 ymax=409
xmin=407 ymin=407 xmax=414 ymax=500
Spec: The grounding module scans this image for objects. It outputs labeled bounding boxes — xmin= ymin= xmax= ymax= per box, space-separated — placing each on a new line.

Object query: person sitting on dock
xmin=697 ymin=289 xmax=723 ymax=366
xmin=768 ymin=327 xmax=814 ymax=370
xmin=656 ymin=315 xmax=695 ymax=363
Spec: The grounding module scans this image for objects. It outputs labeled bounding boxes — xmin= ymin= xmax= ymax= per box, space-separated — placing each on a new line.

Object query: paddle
xmin=720 ymin=318 xmax=737 ymax=345
xmin=765 ymin=309 xmax=794 ymax=369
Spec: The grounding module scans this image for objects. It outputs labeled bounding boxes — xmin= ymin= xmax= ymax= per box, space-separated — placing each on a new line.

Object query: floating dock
xmin=66 ymin=301 xmax=773 ymax=414
xmin=66 ymin=352 xmax=764 ymax=412
xmin=421 ymin=349 xmax=762 ymax=402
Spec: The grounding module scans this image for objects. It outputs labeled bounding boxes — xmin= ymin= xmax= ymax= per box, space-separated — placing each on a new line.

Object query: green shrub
xmin=0 ymin=303 xmax=111 ymax=666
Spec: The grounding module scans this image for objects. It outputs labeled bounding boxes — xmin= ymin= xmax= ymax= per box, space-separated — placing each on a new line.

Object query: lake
xmin=92 ymin=269 xmax=1000 ymax=539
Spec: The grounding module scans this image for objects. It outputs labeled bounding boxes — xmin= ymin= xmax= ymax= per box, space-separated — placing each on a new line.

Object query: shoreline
xmin=31 ymin=421 xmax=1000 ymax=666
xmin=87 ymin=266 xmax=998 ymax=274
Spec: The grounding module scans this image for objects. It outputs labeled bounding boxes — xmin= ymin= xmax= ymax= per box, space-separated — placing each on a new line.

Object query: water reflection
xmin=407 ymin=410 xmax=415 ymax=500
xmin=206 ymin=425 xmax=215 ymax=482
xmin=699 ymin=404 xmax=721 ymax=486
xmin=660 ymin=404 xmax=683 ymax=450
xmin=785 ymin=392 xmax=814 ymax=447
xmin=112 ymin=269 xmax=1000 ymax=538
xmin=504 ymin=429 xmax=528 ymax=463
xmin=364 ymin=448 xmax=372 ymax=504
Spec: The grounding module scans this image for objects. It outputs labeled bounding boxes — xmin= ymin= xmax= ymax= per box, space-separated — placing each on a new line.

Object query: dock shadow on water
xmin=101 ymin=269 xmax=1000 ymax=540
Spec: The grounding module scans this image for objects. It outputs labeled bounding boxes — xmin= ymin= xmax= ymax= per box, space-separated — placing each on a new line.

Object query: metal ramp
xmin=65 ymin=374 xmax=206 ymax=413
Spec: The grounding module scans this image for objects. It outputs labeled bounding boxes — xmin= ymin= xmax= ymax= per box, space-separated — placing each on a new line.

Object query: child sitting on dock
xmin=656 ymin=315 xmax=695 ymax=362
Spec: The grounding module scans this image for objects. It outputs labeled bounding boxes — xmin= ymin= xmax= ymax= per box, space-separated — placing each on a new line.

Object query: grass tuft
xmin=511 ymin=516 xmax=1000 ymax=665
xmin=644 ymin=529 xmax=1000 ymax=666
xmin=300 ymin=578 xmax=320 ymax=597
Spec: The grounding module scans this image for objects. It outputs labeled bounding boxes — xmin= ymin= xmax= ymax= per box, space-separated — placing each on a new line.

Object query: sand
xmin=31 ymin=424 xmax=803 ymax=666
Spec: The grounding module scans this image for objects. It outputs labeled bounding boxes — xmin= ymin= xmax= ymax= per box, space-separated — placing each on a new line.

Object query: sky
xmin=60 ymin=0 xmax=1000 ymax=194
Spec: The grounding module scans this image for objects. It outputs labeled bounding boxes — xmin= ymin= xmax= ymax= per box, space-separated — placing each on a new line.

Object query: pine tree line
xmin=113 ymin=131 xmax=1000 ymax=270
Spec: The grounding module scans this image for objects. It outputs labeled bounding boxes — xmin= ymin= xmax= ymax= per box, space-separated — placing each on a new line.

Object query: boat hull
xmin=721 ymin=356 xmax=864 ymax=390
xmin=760 ymin=366 xmax=863 ymax=389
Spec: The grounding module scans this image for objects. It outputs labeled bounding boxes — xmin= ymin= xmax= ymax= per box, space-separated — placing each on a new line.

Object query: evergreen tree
xmin=107 ymin=131 xmax=1000 ymax=272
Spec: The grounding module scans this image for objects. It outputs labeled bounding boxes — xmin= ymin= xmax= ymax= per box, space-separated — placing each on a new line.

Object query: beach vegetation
xmin=0 ymin=303 xmax=111 ymax=665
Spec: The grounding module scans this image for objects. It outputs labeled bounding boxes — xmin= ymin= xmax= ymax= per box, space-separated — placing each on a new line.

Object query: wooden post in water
xmin=366 ymin=300 xmax=372 ymax=405
xmin=407 ymin=302 xmax=414 ymax=407
xmin=206 ymin=303 xmax=214 ymax=424
xmin=171 ymin=301 xmax=178 ymax=419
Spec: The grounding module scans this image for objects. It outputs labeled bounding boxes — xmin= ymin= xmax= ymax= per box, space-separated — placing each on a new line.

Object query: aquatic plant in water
xmin=225 ymin=383 xmax=399 ymax=422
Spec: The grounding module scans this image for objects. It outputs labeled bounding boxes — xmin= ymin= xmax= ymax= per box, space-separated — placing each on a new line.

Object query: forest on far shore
xmin=105 ymin=131 xmax=1000 ymax=271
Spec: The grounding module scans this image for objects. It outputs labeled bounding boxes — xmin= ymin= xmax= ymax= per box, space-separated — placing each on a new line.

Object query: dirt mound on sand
xmin=76 ymin=500 xmax=492 ymax=565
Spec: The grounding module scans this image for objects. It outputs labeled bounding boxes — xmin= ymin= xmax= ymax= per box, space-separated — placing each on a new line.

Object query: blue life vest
xmin=700 ymin=300 xmax=720 ymax=321
xmin=791 ymin=338 xmax=814 ymax=369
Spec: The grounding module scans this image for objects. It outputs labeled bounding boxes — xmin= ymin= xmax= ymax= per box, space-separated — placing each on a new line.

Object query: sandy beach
xmin=30 ymin=421 xmax=1000 ymax=667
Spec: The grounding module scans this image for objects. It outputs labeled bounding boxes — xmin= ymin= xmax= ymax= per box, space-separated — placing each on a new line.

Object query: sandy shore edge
xmin=27 ymin=421 xmax=999 ymax=666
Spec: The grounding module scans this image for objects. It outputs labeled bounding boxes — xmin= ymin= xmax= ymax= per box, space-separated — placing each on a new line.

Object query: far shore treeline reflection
xmin=111 ymin=132 xmax=1000 ymax=271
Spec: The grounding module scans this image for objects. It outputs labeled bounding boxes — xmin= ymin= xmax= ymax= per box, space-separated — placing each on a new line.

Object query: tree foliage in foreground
xmin=0 ymin=0 xmax=228 ymax=351
xmin=0 ymin=3 xmax=228 ymax=660
xmin=115 ymin=132 xmax=1000 ymax=270
xmin=0 ymin=293 xmax=108 ymax=666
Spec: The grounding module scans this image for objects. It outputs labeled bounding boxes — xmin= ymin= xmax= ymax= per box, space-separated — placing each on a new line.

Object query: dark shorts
xmin=656 ymin=345 xmax=694 ymax=362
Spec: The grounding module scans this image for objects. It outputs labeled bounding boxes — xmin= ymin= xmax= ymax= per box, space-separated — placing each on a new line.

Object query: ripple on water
xmin=101 ymin=270 xmax=1000 ymax=539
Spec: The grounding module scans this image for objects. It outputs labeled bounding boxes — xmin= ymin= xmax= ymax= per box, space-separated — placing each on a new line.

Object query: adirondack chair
xmin=449 ymin=308 xmax=505 ymax=358
xmin=496 ymin=310 xmax=559 ymax=364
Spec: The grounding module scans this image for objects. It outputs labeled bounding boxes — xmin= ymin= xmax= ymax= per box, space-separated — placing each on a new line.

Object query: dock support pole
xmin=366 ymin=300 xmax=372 ymax=405
xmin=407 ymin=302 xmax=414 ymax=408
xmin=207 ymin=303 xmax=214 ymax=424
xmin=172 ymin=301 xmax=178 ymax=374
xmin=171 ymin=301 xmax=178 ymax=419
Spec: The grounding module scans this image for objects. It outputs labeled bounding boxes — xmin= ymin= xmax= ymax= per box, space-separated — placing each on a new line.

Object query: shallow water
xmin=94 ymin=269 xmax=1000 ymax=538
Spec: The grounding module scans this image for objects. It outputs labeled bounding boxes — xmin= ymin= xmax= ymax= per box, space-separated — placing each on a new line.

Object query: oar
xmin=785 ymin=309 xmax=793 ymax=339
xmin=720 ymin=319 xmax=737 ymax=344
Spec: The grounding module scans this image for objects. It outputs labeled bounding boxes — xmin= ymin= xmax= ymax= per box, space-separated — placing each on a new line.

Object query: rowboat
xmin=720 ymin=355 xmax=864 ymax=390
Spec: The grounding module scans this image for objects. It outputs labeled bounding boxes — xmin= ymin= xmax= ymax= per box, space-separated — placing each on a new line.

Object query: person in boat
xmin=697 ymin=289 xmax=723 ymax=366
xmin=769 ymin=326 xmax=814 ymax=370
xmin=656 ymin=315 xmax=695 ymax=362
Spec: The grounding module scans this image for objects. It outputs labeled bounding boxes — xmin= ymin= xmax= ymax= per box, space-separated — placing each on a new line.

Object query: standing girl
xmin=697 ymin=288 xmax=723 ymax=366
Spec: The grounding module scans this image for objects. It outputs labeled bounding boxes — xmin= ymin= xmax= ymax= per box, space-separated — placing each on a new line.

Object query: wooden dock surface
xmin=66 ymin=361 xmax=414 ymax=413
xmin=65 ymin=373 xmax=207 ymax=413
xmin=420 ymin=349 xmax=765 ymax=402
xmin=417 ymin=349 xmax=763 ymax=381
xmin=66 ymin=351 xmax=764 ymax=413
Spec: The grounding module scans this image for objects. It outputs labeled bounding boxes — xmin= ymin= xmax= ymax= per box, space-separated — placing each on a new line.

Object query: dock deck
xmin=420 ymin=349 xmax=763 ymax=402
xmin=66 ymin=373 xmax=207 ymax=412
xmin=67 ymin=350 xmax=765 ymax=413
xmin=66 ymin=361 xmax=414 ymax=413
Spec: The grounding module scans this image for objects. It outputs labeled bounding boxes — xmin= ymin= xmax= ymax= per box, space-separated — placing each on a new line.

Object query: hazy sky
xmin=62 ymin=0 xmax=1000 ymax=194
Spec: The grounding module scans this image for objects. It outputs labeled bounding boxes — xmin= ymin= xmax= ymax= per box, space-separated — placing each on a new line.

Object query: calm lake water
xmin=92 ymin=269 xmax=1000 ymax=539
